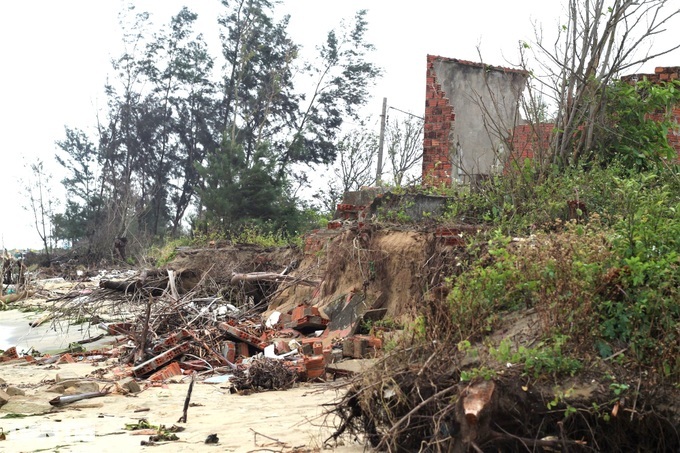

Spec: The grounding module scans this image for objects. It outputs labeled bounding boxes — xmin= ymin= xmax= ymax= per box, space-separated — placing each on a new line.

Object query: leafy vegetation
xmin=598 ymin=80 xmax=680 ymax=169
xmin=437 ymin=162 xmax=680 ymax=380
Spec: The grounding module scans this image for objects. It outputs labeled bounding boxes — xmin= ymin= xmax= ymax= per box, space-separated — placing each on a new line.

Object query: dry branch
xmin=230 ymin=272 xmax=320 ymax=287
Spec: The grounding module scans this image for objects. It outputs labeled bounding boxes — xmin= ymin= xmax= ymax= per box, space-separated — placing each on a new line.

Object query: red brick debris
xmin=2 ymin=301 xmax=385 ymax=391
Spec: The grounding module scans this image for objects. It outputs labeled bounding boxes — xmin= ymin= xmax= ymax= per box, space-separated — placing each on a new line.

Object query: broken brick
xmin=218 ymin=322 xmax=266 ymax=350
xmin=303 ymin=355 xmax=326 ymax=380
xmin=236 ymin=342 xmax=250 ymax=358
xmin=133 ymin=342 xmax=191 ymax=377
xmin=222 ymin=341 xmax=236 ymax=363
xmin=148 ymin=362 xmax=182 ymax=381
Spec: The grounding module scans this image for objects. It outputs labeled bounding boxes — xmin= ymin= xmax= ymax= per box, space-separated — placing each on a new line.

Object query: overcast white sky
xmin=2 ymin=0 xmax=679 ymax=249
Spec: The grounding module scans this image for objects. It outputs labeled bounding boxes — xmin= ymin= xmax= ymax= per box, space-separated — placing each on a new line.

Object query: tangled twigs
xmin=232 ymin=358 xmax=298 ymax=392
xmin=135 ymin=296 xmax=153 ymax=363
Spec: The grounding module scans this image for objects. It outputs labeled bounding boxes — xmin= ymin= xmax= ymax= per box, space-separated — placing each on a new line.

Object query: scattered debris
xmin=177 ymin=373 xmax=195 ymax=423
xmin=231 ymin=358 xmax=298 ymax=392
xmin=125 ymin=419 xmax=183 ymax=446
xmin=205 ymin=433 xmax=219 ymax=444
xmin=49 ymin=388 xmax=110 ymax=406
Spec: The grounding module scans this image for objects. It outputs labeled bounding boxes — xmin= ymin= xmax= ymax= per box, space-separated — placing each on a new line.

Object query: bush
xmin=441 ymin=165 xmax=680 ymax=380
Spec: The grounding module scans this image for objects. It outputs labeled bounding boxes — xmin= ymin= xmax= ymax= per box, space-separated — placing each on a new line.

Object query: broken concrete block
xmin=0 ymin=398 xmax=52 ymax=415
xmin=5 ymin=386 xmax=25 ymax=396
xmin=0 ymin=377 xmax=6 ymax=385
xmin=120 ymin=378 xmax=142 ymax=394
xmin=352 ymin=337 xmax=368 ymax=359
xmin=55 ymin=371 xmax=79 ymax=383
xmin=342 ymin=338 xmax=354 ymax=358
xmin=47 ymin=384 xmax=66 ymax=393
xmin=0 ymin=389 xmax=10 ymax=407
xmin=330 ymin=348 xmax=344 ymax=363
xmin=323 ymin=346 xmax=332 ymax=364
xmin=63 ymin=381 xmax=100 ymax=395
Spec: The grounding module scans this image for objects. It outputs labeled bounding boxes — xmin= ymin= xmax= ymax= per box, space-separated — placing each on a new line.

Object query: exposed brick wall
xmin=620 ymin=66 xmax=680 ymax=84
xmin=422 ymin=55 xmax=455 ymax=186
xmin=423 ymin=59 xmax=680 ymax=177
xmin=669 ymin=107 xmax=680 ymax=153
xmin=508 ymin=123 xmax=554 ymax=165
xmin=620 ymin=67 xmax=680 ymax=159
xmin=422 ymin=56 xmax=528 ymax=185
xmin=507 ymin=67 xmax=680 ymax=164
xmin=649 ymin=109 xmax=680 ymax=159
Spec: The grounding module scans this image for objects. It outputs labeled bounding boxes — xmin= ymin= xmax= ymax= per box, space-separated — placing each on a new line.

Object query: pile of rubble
xmin=2 ymin=267 xmax=387 ymax=395
xmin=94 ymin=302 xmax=383 ymax=388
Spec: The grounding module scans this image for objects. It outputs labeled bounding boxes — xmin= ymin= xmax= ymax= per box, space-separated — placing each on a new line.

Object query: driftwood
xmin=99 ymin=269 xmax=169 ymax=296
xmin=178 ymin=373 xmax=196 ymax=423
xmin=230 ymin=272 xmax=319 ymax=287
xmin=99 ymin=280 xmax=138 ymax=293
xmin=29 ymin=312 xmax=56 ymax=328
xmin=1 ymin=290 xmax=34 ymax=304
xmin=49 ymin=388 xmax=110 ymax=406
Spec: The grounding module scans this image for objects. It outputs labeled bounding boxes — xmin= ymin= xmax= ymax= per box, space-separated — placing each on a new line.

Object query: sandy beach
xmin=0 ymin=359 xmax=362 ymax=452
xmin=0 ymin=273 xmax=376 ymax=452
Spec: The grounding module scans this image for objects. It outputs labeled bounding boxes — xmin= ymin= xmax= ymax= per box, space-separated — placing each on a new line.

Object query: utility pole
xmin=376 ymin=97 xmax=387 ymax=185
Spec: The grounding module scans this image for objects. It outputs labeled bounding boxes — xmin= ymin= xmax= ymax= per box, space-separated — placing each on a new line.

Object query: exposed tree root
xmin=325 ymin=343 xmax=680 ymax=452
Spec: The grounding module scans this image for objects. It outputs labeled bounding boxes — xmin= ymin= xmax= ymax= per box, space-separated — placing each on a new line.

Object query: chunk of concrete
xmin=5 ymin=386 xmax=26 ymax=396
xmin=55 ymin=371 xmax=80 ymax=383
xmin=47 ymin=384 xmax=66 ymax=393
xmin=0 ymin=398 xmax=52 ymax=415
xmin=63 ymin=381 xmax=100 ymax=395
xmin=120 ymin=377 xmax=142 ymax=394
xmin=0 ymin=389 xmax=10 ymax=407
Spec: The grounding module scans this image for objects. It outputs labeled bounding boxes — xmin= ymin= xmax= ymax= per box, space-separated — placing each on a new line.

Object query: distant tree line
xmin=52 ymin=1 xmax=384 ymax=258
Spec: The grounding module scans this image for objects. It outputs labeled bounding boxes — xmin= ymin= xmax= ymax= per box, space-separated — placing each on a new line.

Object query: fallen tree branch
xmin=230 ymin=272 xmax=320 ymax=287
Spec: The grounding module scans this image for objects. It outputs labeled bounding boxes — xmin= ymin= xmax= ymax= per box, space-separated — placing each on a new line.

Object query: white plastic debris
xmin=265 ymin=311 xmax=281 ymax=328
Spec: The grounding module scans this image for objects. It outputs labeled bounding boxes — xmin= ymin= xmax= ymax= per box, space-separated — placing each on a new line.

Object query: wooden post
xmin=376 ymin=97 xmax=387 ymax=185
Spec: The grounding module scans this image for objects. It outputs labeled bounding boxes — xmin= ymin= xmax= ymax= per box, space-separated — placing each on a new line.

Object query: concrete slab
xmin=326 ymin=358 xmax=377 ymax=375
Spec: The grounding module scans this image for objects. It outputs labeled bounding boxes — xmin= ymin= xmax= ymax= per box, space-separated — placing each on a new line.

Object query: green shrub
xmin=490 ymin=336 xmax=583 ymax=379
xmin=600 ymin=173 xmax=680 ymax=376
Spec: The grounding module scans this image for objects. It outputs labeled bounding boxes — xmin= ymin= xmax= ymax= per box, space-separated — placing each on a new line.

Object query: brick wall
xmin=422 ymin=55 xmax=455 ymax=186
xmin=507 ymin=67 xmax=680 ymax=164
xmin=620 ymin=67 xmax=680 ymax=159
xmin=422 ymin=60 xmax=680 ymax=178
xmin=669 ymin=106 xmax=680 ymax=153
xmin=620 ymin=66 xmax=680 ymax=84
xmin=508 ymin=123 xmax=554 ymax=166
